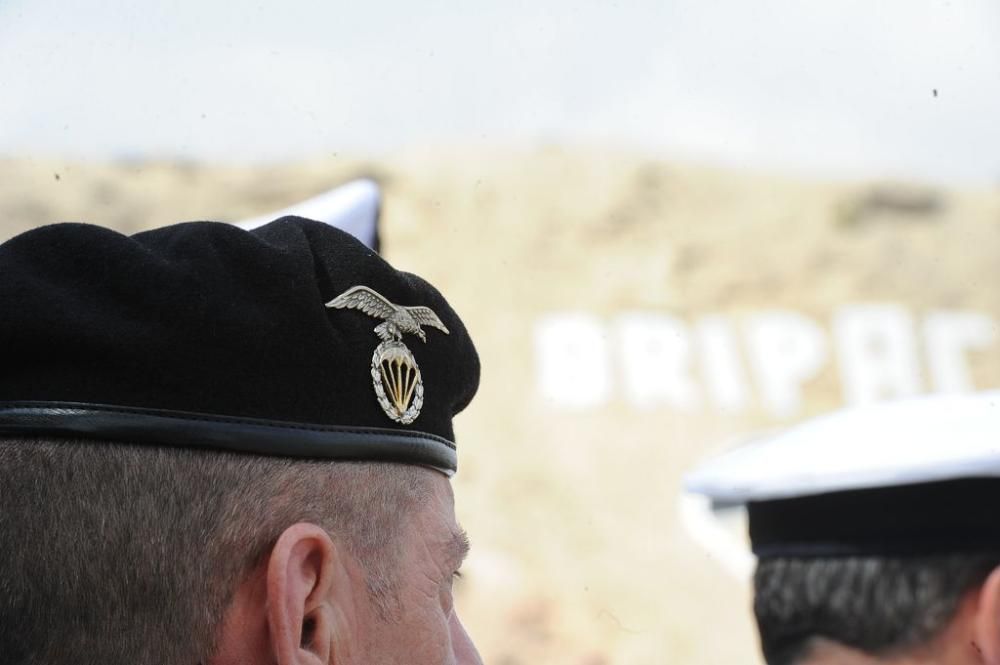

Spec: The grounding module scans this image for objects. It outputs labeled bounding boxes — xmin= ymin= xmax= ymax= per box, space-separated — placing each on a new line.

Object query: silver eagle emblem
xmin=325 ymin=286 xmax=450 ymax=425
xmin=325 ymin=285 xmax=450 ymax=342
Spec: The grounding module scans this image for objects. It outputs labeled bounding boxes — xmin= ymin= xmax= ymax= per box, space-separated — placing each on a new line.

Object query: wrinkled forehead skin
xmin=410 ymin=470 xmax=464 ymax=566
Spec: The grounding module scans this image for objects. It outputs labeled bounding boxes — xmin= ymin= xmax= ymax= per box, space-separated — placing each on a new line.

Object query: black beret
xmin=0 ymin=217 xmax=480 ymax=475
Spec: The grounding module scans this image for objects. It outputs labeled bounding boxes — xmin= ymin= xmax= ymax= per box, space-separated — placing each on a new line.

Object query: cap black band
xmin=749 ymin=478 xmax=1000 ymax=558
xmin=0 ymin=401 xmax=457 ymax=476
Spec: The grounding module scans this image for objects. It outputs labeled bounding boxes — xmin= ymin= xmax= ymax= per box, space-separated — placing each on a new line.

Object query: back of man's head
xmin=684 ymin=394 xmax=1000 ymax=665
xmin=754 ymin=554 xmax=1000 ymax=665
xmin=0 ymin=437 xmax=430 ymax=664
xmin=0 ymin=217 xmax=484 ymax=664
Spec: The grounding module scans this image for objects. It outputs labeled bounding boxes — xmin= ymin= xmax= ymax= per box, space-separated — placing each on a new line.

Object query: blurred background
xmin=2 ymin=1 xmax=999 ymax=662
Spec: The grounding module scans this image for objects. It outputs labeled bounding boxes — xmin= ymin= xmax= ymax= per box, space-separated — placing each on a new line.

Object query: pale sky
xmin=1 ymin=0 xmax=998 ymax=184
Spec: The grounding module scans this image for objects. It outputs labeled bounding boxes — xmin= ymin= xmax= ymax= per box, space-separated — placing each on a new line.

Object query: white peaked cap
xmin=235 ymin=178 xmax=381 ymax=251
xmin=685 ymin=391 xmax=1000 ymax=504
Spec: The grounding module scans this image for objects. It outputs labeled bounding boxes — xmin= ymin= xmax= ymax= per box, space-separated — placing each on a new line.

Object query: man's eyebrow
xmin=446 ymin=526 xmax=471 ymax=568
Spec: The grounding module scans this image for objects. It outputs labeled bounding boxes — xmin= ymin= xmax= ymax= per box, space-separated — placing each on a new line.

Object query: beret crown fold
xmin=0 ymin=217 xmax=480 ymax=475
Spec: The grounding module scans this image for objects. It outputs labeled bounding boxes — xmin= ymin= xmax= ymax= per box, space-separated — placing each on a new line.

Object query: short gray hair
xmin=0 ymin=437 xmax=434 ymax=665
xmin=754 ymin=555 xmax=1000 ymax=665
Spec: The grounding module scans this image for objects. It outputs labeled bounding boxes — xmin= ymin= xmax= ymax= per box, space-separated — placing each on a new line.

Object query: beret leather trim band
xmin=0 ymin=401 xmax=457 ymax=476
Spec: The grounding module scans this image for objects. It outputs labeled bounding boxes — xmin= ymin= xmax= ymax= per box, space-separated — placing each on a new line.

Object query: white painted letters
xmin=697 ymin=316 xmax=750 ymax=413
xmin=745 ymin=311 xmax=828 ymax=417
xmin=534 ymin=313 xmax=612 ymax=409
xmin=834 ymin=305 xmax=922 ymax=406
xmin=924 ymin=310 xmax=997 ymax=393
xmin=533 ymin=306 xmax=997 ymax=417
xmin=616 ymin=312 xmax=699 ymax=410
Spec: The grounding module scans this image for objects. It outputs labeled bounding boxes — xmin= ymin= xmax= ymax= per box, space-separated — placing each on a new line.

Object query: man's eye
xmin=441 ymin=573 xmax=459 ymax=614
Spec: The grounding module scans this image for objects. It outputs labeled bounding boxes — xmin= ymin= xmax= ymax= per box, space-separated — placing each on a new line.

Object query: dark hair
xmin=0 ymin=437 xmax=430 ymax=665
xmin=754 ymin=555 xmax=1000 ymax=665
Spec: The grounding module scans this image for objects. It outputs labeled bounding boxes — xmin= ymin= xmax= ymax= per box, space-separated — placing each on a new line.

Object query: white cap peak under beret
xmin=685 ymin=391 xmax=1000 ymax=557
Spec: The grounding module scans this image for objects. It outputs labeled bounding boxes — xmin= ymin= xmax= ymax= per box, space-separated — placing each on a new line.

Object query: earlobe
xmin=265 ymin=523 xmax=346 ymax=665
xmin=972 ymin=566 xmax=1000 ymax=664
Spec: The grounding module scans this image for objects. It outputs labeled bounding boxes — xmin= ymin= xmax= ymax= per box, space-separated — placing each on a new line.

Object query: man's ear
xmin=266 ymin=522 xmax=358 ymax=665
xmin=972 ymin=565 xmax=1000 ymax=664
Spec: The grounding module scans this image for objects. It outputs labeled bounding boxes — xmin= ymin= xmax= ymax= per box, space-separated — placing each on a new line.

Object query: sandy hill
xmin=2 ymin=148 xmax=998 ymax=664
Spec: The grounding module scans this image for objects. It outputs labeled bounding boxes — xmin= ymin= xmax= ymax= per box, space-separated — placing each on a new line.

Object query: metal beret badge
xmin=326 ymin=286 xmax=450 ymax=425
